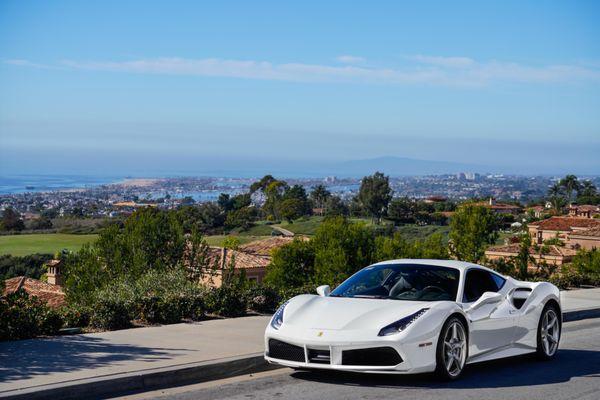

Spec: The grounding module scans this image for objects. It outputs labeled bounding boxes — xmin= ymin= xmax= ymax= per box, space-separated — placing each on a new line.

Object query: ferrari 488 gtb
xmin=264 ymin=259 xmax=561 ymax=380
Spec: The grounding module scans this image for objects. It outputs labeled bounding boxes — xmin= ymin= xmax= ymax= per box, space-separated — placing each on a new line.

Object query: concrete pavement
xmin=0 ymin=288 xmax=599 ymax=399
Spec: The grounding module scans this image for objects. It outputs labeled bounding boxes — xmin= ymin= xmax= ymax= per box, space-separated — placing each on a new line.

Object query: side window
xmin=463 ymin=269 xmax=502 ymax=303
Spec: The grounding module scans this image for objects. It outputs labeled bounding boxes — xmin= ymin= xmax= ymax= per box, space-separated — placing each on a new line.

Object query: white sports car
xmin=264 ymin=259 xmax=561 ymax=380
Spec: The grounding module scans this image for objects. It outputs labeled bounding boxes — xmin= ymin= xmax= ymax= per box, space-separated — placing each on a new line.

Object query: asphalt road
xmin=120 ymin=318 xmax=600 ymax=400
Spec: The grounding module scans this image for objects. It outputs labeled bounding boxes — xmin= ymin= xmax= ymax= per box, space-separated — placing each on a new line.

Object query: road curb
xmin=0 ymin=353 xmax=279 ymax=400
xmin=562 ymin=307 xmax=600 ymax=322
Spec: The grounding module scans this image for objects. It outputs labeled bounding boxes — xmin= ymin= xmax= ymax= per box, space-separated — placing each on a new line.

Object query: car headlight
xmin=378 ymin=308 xmax=429 ymax=336
xmin=270 ymin=301 xmax=289 ymax=330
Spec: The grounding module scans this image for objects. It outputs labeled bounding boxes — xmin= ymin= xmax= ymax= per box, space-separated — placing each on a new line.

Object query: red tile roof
xmin=569 ymin=205 xmax=600 ymax=212
xmin=208 ymin=248 xmax=271 ymax=270
xmin=570 ymin=226 xmax=600 ymax=238
xmin=528 ymin=217 xmax=600 ymax=231
xmin=485 ymin=244 xmax=576 ymax=258
xmin=3 ymin=277 xmax=66 ymax=308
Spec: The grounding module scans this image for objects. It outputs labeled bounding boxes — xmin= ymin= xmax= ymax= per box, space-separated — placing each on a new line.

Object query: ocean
xmin=0 ymin=175 xmax=122 ymax=194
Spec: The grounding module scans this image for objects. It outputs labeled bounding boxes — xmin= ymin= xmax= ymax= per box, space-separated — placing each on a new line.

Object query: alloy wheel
xmin=541 ymin=308 xmax=560 ymax=356
xmin=442 ymin=321 xmax=467 ymax=377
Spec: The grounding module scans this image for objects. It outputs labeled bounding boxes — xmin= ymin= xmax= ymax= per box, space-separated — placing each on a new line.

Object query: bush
xmin=205 ymin=286 xmax=247 ymax=317
xmin=0 ymin=289 xmax=63 ymax=341
xmin=59 ymin=304 xmax=91 ymax=328
xmin=39 ymin=308 xmax=63 ymax=335
xmin=89 ymin=299 xmax=131 ymax=330
xmin=245 ymin=285 xmax=280 ymax=313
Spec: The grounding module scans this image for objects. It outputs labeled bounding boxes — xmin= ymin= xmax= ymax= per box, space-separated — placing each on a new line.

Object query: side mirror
xmin=316 ymin=285 xmax=331 ymax=297
xmin=466 ymin=291 xmax=503 ymax=313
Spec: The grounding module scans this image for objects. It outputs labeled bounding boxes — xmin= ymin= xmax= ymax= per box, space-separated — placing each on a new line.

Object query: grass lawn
xmin=204 ymin=235 xmax=272 ymax=247
xmin=0 ymin=233 xmax=99 ymax=256
xmin=395 ymin=225 xmax=451 ymax=242
xmin=276 ymin=216 xmax=324 ymax=236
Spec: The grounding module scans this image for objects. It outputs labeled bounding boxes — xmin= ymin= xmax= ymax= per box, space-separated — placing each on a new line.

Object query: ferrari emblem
xmin=317 ymin=331 xmax=323 ymax=337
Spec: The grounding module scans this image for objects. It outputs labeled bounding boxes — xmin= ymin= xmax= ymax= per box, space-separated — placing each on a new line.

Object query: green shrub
xmin=245 ymin=285 xmax=280 ymax=313
xmin=205 ymin=286 xmax=247 ymax=317
xmin=39 ymin=308 xmax=63 ymax=335
xmin=59 ymin=304 xmax=91 ymax=328
xmin=89 ymin=299 xmax=131 ymax=330
xmin=0 ymin=289 xmax=63 ymax=341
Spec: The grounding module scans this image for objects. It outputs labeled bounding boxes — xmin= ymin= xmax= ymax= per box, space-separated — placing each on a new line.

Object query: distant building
xmin=485 ymin=244 xmax=577 ymax=267
xmin=568 ymin=227 xmax=600 ymax=251
xmin=424 ymin=196 xmax=447 ymax=204
xmin=476 ymin=198 xmax=522 ymax=215
xmin=3 ymin=275 xmax=66 ymax=308
xmin=201 ymin=237 xmax=301 ymax=287
xmin=526 ymin=205 xmax=549 ymax=219
xmin=528 ymin=217 xmax=600 ymax=245
xmin=568 ymin=204 xmax=600 ymax=219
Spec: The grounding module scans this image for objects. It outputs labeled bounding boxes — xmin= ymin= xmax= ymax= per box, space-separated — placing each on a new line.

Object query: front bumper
xmin=264 ymin=327 xmax=437 ymax=374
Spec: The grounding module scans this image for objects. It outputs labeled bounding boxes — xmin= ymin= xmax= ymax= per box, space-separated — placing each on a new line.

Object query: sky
xmin=0 ymin=1 xmax=599 ymax=176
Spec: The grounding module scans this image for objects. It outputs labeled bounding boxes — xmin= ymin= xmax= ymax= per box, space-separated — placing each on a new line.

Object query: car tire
xmin=435 ymin=316 xmax=468 ymax=381
xmin=536 ymin=302 xmax=561 ymax=360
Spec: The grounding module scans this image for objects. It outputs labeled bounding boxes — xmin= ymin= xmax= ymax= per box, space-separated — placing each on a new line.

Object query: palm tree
xmin=547 ymin=183 xmax=565 ymax=214
xmin=579 ymin=180 xmax=597 ymax=198
xmin=559 ymin=175 xmax=581 ymax=204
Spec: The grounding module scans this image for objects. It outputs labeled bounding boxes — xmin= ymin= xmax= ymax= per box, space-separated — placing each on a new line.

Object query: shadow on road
xmin=0 ymin=335 xmax=189 ymax=384
xmin=291 ymin=349 xmax=600 ymax=389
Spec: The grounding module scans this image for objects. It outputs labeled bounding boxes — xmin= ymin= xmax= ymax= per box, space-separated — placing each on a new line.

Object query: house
xmin=528 ymin=217 xmax=600 ymax=245
xmin=476 ymin=198 xmax=522 ymax=215
xmin=568 ymin=204 xmax=600 ymax=219
xmin=568 ymin=226 xmax=600 ymax=250
xmin=485 ymin=244 xmax=577 ymax=267
xmin=526 ymin=205 xmax=549 ymax=219
xmin=201 ymin=237 xmax=301 ymax=287
xmin=3 ymin=275 xmax=66 ymax=309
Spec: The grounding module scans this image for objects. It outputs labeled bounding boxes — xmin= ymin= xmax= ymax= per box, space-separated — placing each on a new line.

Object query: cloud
xmin=336 ymin=55 xmax=365 ymax=64
xmin=4 ymin=59 xmax=61 ymax=70
xmin=6 ymin=56 xmax=600 ymax=86
xmin=409 ymin=55 xmax=475 ymax=68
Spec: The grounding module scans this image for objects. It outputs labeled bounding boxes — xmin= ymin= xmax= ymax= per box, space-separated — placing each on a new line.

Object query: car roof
xmin=369 ymin=258 xmax=495 ymax=273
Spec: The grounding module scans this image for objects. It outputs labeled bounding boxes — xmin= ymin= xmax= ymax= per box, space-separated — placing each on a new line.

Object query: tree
xmin=310 ymin=185 xmax=331 ymax=213
xmin=265 ymin=239 xmax=315 ymax=288
xmin=357 ymin=172 xmax=392 ymax=224
xmin=1 ymin=207 xmax=25 ymax=232
xmin=279 ymin=198 xmax=306 ymax=223
xmin=387 ymin=197 xmax=416 ymax=225
xmin=577 ymin=180 xmax=599 ymax=205
xmin=282 ymin=185 xmax=311 ymax=217
xmin=312 ymin=217 xmax=375 ymax=285
xmin=263 ymin=180 xmax=289 ymax=220
xmin=559 ymin=175 xmax=581 ymax=204
xmin=324 ymin=196 xmax=348 ymax=218
xmin=250 ymin=175 xmax=277 ymax=193
xmin=449 ymin=204 xmax=499 ymax=263
xmin=224 ymin=207 xmax=256 ymax=230
xmin=515 ymin=233 xmax=534 ymax=280
xmin=547 ymin=183 xmax=565 ymax=214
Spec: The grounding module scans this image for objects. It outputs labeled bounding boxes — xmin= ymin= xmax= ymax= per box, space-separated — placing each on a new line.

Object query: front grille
xmin=342 ymin=347 xmax=402 ymax=366
xmin=307 ymin=348 xmax=331 ymax=364
xmin=268 ymin=339 xmax=306 ymax=362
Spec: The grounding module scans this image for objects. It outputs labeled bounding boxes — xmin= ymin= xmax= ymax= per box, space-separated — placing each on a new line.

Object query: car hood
xmin=284 ymin=295 xmax=432 ymax=331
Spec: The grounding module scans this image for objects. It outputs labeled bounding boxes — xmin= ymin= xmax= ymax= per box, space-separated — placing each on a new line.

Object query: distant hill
xmin=331 ymin=156 xmax=490 ymax=176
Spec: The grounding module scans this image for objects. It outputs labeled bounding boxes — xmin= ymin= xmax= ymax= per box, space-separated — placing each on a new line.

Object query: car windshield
xmin=330 ymin=264 xmax=460 ymax=302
